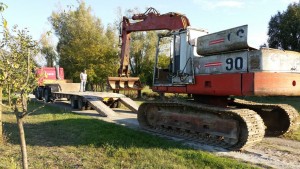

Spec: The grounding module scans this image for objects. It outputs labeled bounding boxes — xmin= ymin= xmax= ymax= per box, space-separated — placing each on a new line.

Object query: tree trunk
xmin=8 ymin=85 xmax=11 ymax=107
xmin=0 ymin=87 xmax=2 ymax=144
xmin=16 ymin=114 xmax=28 ymax=169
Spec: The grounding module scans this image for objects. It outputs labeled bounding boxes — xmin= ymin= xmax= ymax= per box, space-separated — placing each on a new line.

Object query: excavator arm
xmin=119 ymin=7 xmax=190 ymax=77
xmin=108 ymin=7 xmax=190 ymax=95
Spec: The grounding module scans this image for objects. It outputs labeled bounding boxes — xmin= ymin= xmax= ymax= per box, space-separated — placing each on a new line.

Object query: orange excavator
xmin=110 ymin=7 xmax=300 ymax=150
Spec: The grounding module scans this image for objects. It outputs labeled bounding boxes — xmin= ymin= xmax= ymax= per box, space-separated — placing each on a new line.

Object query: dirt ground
xmin=54 ymin=100 xmax=300 ymax=169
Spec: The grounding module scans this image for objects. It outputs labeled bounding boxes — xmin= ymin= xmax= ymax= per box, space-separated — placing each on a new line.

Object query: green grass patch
xmin=1 ymin=101 xmax=258 ymax=168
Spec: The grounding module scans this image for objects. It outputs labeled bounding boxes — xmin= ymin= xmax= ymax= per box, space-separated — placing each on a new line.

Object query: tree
xmin=129 ymin=31 xmax=157 ymax=85
xmin=40 ymin=32 xmax=58 ymax=67
xmin=0 ymin=7 xmax=41 ymax=168
xmin=49 ymin=2 xmax=119 ymax=90
xmin=0 ymin=2 xmax=7 ymax=143
xmin=0 ymin=87 xmax=2 ymax=144
xmin=267 ymin=2 xmax=300 ymax=51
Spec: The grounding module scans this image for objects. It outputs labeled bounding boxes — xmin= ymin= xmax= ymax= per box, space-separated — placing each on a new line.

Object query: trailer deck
xmin=51 ymin=91 xmax=139 ymax=117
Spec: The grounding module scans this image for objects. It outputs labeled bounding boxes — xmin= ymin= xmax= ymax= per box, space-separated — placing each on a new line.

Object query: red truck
xmin=34 ymin=66 xmax=79 ymax=102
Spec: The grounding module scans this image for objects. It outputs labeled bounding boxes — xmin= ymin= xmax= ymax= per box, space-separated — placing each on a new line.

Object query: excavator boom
xmin=108 ymin=7 xmax=190 ymax=95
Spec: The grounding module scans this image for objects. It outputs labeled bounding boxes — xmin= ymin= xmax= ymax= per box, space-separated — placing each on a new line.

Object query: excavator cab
xmin=153 ymin=28 xmax=208 ymax=86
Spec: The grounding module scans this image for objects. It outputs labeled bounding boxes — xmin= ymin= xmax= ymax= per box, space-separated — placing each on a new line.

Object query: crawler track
xmin=231 ymin=99 xmax=299 ymax=136
xmin=138 ymin=101 xmax=265 ymax=150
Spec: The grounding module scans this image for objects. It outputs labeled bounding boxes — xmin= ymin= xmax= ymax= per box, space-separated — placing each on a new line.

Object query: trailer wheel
xmin=70 ymin=97 xmax=78 ymax=109
xmin=44 ymin=87 xmax=51 ymax=103
xmin=85 ymin=103 xmax=92 ymax=110
xmin=110 ymin=100 xmax=121 ymax=108
xmin=35 ymin=87 xmax=43 ymax=100
xmin=77 ymin=97 xmax=86 ymax=110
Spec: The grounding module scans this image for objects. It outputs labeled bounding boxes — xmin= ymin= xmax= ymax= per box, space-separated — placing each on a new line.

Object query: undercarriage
xmin=137 ymin=97 xmax=299 ymax=150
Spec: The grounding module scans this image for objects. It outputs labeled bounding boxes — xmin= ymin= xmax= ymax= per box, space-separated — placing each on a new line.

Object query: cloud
xmin=193 ymin=0 xmax=244 ymax=9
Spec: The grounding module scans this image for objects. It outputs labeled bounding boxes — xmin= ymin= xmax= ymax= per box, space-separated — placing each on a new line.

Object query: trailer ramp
xmin=119 ymin=97 xmax=139 ymax=113
xmin=83 ymin=96 xmax=118 ymax=117
xmin=52 ymin=91 xmax=139 ymax=117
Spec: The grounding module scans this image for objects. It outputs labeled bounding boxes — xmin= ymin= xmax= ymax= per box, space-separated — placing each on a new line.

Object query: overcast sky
xmin=1 ymin=0 xmax=299 ymax=48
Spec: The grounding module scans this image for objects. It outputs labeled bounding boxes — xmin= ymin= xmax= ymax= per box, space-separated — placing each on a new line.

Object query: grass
xmin=0 ymin=101 xmax=258 ymax=169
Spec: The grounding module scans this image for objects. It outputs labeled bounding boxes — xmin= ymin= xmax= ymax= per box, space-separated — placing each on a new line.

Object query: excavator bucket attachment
xmin=107 ymin=77 xmax=143 ymax=97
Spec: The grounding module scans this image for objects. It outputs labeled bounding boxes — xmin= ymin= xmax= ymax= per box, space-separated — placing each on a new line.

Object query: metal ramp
xmin=84 ymin=96 xmax=118 ymax=117
xmin=82 ymin=94 xmax=139 ymax=117
xmin=52 ymin=91 xmax=140 ymax=117
xmin=119 ymin=97 xmax=139 ymax=113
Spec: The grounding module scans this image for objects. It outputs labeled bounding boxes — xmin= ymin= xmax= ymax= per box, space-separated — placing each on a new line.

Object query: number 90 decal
xmin=226 ymin=57 xmax=243 ymax=71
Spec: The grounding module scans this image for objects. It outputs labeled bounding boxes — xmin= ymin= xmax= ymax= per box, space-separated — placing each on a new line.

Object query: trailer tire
xmin=70 ymin=97 xmax=78 ymax=109
xmin=110 ymin=100 xmax=121 ymax=108
xmin=77 ymin=97 xmax=86 ymax=110
xmin=35 ymin=87 xmax=43 ymax=100
xmin=44 ymin=87 xmax=51 ymax=103
xmin=86 ymin=103 xmax=92 ymax=110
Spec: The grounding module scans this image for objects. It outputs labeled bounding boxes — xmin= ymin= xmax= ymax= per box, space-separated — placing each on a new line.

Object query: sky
xmin=1 ymin=0 xmax=299 ymax=48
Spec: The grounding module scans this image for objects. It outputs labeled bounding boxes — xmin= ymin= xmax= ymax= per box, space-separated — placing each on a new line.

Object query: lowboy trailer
xmin=51 ymin=91 xmax=139 ymax=117
xmin=34 ymin=67 xmax=139 ymax=117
